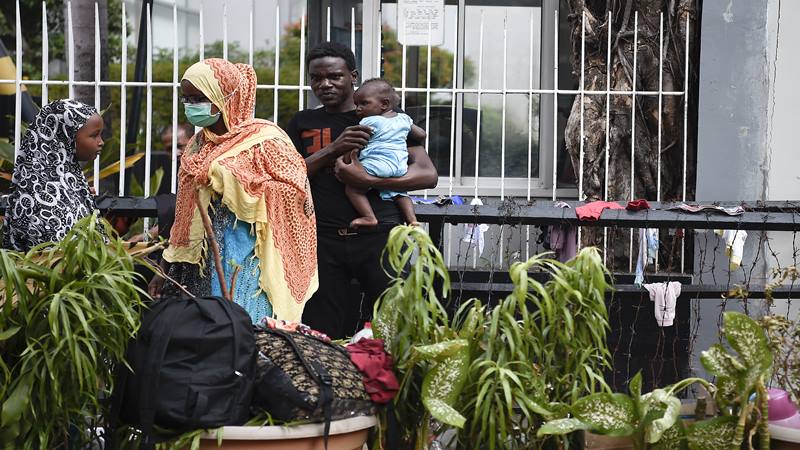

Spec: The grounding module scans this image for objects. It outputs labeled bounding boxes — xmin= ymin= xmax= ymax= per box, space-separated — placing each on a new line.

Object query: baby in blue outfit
xmin=347 ymin=78 xmax=426 ymax=228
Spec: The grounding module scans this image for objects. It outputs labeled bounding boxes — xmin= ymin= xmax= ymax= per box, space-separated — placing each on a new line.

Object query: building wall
xmin=766 ymin=0 xmax=800 ymax=321
xmin=693 ymin=0 xmax=800 ymax=378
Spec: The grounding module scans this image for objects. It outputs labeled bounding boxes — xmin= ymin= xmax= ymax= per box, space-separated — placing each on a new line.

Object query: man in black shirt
xmin=287 ymin=42 xmax=437 ymax=339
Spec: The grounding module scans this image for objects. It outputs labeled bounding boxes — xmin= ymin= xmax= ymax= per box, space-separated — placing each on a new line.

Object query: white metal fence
xmin=1 ymin=1 xmax=691 ymax=272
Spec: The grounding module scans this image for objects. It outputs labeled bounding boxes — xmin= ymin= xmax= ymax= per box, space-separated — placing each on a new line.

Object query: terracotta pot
xmin=185 ymin=416 xmax=377 ymax=450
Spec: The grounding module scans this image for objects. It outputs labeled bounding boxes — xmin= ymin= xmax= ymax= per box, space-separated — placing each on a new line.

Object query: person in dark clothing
xmin=287 ymin=41 xmax=438 ymax=339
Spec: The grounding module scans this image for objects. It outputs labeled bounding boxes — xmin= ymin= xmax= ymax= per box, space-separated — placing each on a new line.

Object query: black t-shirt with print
xmin=286 ymin=108 xmax=403 ymax=229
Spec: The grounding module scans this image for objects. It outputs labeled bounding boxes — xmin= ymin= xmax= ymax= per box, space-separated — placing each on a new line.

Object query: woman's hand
xmin=148 ymin=275 xmax=165 ymax=300
xmin=334 ymin=149 xmax=374 ymax=190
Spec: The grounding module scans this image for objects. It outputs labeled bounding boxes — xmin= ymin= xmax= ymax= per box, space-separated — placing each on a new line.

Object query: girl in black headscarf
xmin=2 ymin=99 xmax=105 ymax=252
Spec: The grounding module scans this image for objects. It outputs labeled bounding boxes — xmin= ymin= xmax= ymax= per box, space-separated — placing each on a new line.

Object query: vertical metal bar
xmin=93 ymin=2 xmax=101 ymax=193
xmin=655 ymin=12 xmax=664 ymax=271
xmin=447 ymin=18 xmax=458 ymax=267
xmin=223 ymin=2 xmax=228 ymax=60
xmin=376 ymin=9 xmax=382 ymax=76
xmin=273 ymin=5 xmax=280 ymax=121
xmin=603 ymin=10 xmax=612 ymax=265
xmin=144 ymin=2 xmax=153 ymax=233
xmin=630 ymin=12 xmax=638 ymax=202
xmin=500 ymin=12 xmax=507 ymax=200
xmin=13 ymin=0 xmax=22 ymax=160
xmin=473 ymin=11 xmax=485 ymax=268
xmin=657 ymin=13 xmax=664 ymax=203
xmin=171 ymin=1 xmax=179 ymax=194
xmin=551 ymin=9 xmax=558 ymax=201
xmin=119 ymin=1 xmax=127 ymax=196
xmin=576 ymin=10 xmax=585 ymax=249
xmin=248 ymin=0 xmax=254 ymax=66
xmin=526 ymin=8 xmax=535 ymax=260
xmin=351 ymin=7 xmax=356 ymax=54
xmin=41 ymin=1 xmax=49 ymax=105
xmin=498 ymin=11 xmax=508 ymax=267
xmin=629 ymin=12 xmax=638 ymax=274
xmin=67 ymin=2 xmax=75 ymax=99
xmin=424 ymin=19 xmax=432 ymax=199
xmin=473 ymin=11 xmax=484 ymax=200
xmin=401 ymin=43 xmax=407 ymax=109
xmin=326 ymin=6 xmax=331 ymax=41
xmin=299 ymin=9 xmax=306 ymax=111
xmin=199 ymin=4 xmax=204 ymax=61
xmin=681 ymin=14 xmax=690 ymax=273
xmin=578 ymin=11 xmax=585 ymax=201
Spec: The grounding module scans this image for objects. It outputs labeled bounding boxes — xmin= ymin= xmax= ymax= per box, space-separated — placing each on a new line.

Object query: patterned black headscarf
xmin=2 ymin=99 xmax=99 ymax=252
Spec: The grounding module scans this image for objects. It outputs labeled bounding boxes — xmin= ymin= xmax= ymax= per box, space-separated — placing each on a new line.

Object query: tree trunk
xmin=68 ymin=0 xmax=110 ymax=111
xmin=564 ymin=0 xmax=700 ymax=270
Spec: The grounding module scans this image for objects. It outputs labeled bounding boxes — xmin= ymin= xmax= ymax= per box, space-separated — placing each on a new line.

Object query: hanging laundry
xmin=715 ymin=229 xmax=748 ymax=270
xmin=626 ymin=199 xmax=652 ymax=211
xmin=666 ymin=203 xmax=745 ymax=216
xmin=576 ymin=201 xmax=625 ymax=221
xmin=634 ymin=228 xmax=660 ymax=285
xmin=463 ymin=198 xmax=490 ymax=256
xmin=548 ymin=201 xmax=577 ymax=262
xmin=643 ymin=281 xmax=682 ymax=327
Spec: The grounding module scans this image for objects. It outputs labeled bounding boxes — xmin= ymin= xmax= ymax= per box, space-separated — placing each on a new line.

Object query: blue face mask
xmin=184 ymin=102 xmax=220 ymax=128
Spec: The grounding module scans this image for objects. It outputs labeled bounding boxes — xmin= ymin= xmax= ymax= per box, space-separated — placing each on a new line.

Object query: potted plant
xmin=0 ymin=214 xmax=154 ymax=448
xmin=539 ymin=311 xmax=774 ymax=450
xmin=371 ymin=226 xmax=614 ymax=449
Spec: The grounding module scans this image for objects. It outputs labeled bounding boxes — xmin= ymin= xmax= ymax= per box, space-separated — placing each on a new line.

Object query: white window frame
xmin=361 ymin=0 xmax=575 ymax=200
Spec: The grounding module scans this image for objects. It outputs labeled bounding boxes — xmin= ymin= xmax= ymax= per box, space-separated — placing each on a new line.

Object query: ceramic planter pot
xmin=771 ymin=423 xmax=800 ymax=450
xmin=185 ymin=416 xmax=377 ymax=450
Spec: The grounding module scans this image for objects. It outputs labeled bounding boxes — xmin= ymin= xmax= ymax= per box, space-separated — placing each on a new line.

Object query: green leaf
xmin=722 ymin=311 xmax=772 ymax=371
xmin=643 ymin=389 xmax=682 ymax=443
xmin=651 ymin=421 xmax=688 ymax=450
xmin=420 ymin=340 xmax=469 ymax=428
xmin=573 ymin=393 xmax=637 ymax=436
xmin=629 ymin=371 xmax=643 ymax=399
xmin=686 ymin=416 xmax=737 ymax=450
xmin=0 ymin=139 xmax=14 ymax=163
xmin=0 ymin=326 xmax=20 ymax=341
xmin=700 ymin=344 xmax=743 ymax=378
xmin=1 ymin=376 xmax=32 ymax=428
xmin=414 ymin=339 xmax=467 ymax=361
xmin=537 ymin=418 xmax=589 ymax=437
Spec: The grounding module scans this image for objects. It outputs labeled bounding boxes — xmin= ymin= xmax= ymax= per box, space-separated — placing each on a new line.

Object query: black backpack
xmin=112 ymin=296 xmax=256 ymax=444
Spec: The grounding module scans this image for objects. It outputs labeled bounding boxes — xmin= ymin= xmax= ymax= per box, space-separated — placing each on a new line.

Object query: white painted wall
xmin=766 ymin=0 xmax=800 ymax=321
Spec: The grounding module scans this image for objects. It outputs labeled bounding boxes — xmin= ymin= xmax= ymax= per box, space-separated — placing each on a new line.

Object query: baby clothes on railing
xmin=643 ymin=281 xmax=682 ymax=327
xmin=715 ymin=229 xmax=748 ymax=270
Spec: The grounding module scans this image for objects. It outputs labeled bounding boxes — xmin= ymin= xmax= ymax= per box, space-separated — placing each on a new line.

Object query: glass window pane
xmin=463 ymin=3 xmax=541 ymax=91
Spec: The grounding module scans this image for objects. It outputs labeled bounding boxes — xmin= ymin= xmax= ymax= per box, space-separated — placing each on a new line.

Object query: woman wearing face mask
xmin=2 ymin=99 xmax=105 ymax=252
xmin=149 ymin=58 xmax=318 ymax=324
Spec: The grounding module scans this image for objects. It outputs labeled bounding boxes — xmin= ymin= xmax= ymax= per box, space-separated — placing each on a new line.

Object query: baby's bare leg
xmin=394 ymin=196 xmax=419 ymax=226
xmin=346 ymin=185 xmax=379 ymax=228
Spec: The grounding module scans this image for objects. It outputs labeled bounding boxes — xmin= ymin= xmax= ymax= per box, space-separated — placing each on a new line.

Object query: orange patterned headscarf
xmin=165 ymin=58 xmax=317 ymax=321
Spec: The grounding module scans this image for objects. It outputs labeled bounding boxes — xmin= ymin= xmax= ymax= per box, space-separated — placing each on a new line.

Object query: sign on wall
xmin=397 ymin=0 xmax=445 ymax=46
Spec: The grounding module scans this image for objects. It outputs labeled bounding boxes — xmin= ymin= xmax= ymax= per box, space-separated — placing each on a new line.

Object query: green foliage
xmin=0 ymin=0 xmax=125 ymax=79
xmin=373 ymin=227 xmax=613 ymax=450
xmin=0 ymin=213 xmax=151 ymax=448
xmin=539 ymin=311 xmax=773 ymax=450
xmin=761 ymin=311 xmax=800 ymax=405
xmin=538 ymin=372 xmax=712 ymax=450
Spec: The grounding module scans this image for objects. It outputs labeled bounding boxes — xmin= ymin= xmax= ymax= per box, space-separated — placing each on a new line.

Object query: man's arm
xmin=334 ymin=145 xmax=438 ymax=191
